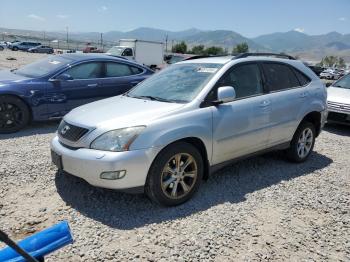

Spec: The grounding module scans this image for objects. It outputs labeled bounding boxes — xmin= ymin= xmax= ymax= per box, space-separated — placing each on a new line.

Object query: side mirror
xmin=52 ymin=73 xmax=73 ymax=81
xmin=214 ymin=86 xmax=236 ymax=105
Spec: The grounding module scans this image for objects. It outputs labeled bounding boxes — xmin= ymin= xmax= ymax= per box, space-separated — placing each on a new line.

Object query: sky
xmin=0 ymin=0 xmax=350 ymax=37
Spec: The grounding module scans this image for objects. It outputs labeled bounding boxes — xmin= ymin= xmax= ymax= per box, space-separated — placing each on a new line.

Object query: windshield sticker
xmin=49 ymin=61 xmax=61 ymax=65
xmin=197 ymin=67 xmax=218 ymax=73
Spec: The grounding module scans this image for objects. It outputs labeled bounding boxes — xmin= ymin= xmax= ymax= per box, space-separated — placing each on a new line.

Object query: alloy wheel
xmin=161 ymin=153 xmax=198 ymax=199
xmin=297 ymin=127 xmax=313 ymax=158
xmin=0 ymin=102 xmax=23 ymax=130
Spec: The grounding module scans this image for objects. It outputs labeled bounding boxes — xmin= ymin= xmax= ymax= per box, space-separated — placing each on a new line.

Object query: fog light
xmin=100 ymin=170 xmax=126 ymax=180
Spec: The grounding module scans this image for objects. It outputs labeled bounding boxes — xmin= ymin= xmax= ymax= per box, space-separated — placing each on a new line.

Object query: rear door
xmin=261 ymin=62 xmax=310 ymax=146
xmin=211 ymin=62 xmax=272 ymax=164
xmin=98 ymin=61 xmax=146 ymax=98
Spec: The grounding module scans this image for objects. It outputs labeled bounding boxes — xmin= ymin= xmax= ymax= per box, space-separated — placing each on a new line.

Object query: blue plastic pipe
xmin=0 ymin=221 xmax=73 ymax=262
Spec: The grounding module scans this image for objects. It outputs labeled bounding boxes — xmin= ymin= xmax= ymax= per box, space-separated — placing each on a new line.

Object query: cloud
xmin=338 ymin=17 xmax=347 ymax=21
xmin=56 ymin=14 xmax=69 ymax=19
xmin=100 ymin=5 xmax=108 ymax=11
xmin=293 ymin=28 xmax=305 ymax=33
xmin=27 ymin=14 xmax=45 ymax=21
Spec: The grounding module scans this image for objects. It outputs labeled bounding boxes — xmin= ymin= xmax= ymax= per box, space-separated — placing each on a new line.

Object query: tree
xmin=319 ymin=56 xmax=345 ymax=68
xmin=190 ymin=45 xmax=205 ymax=55
xmin=338 ymin=57 xmax=346 ymax=68
xmin=205 ymin=46 xmax=226 ymax=55
xmin=232 ymin=42 xmax=249 ymax=54
xmin=172 ymin=41 xmax=187 ymax=54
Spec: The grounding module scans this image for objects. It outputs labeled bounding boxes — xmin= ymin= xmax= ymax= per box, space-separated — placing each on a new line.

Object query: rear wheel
xmin=286 ymin=121 xmax=315 ymax=162
xmin=12 ymin=47 xmax=18 ymax=51
xmin=0 ymin=96 xmax=30 ymax=133
xmin=145 ymin=142 xmax=203 ymax=206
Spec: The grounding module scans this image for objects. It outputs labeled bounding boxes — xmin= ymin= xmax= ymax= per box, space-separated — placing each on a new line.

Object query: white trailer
xmin=106 ymin=39 xmax=164 ymax=69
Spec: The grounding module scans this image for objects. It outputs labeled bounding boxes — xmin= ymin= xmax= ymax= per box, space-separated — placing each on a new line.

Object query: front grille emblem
xmin=61 ymin=125 xmax=70 ymax=135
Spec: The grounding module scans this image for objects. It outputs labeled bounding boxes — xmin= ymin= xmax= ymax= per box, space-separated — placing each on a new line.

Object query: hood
xmin=65 ymin=95 xmax=185 ymax=129
xmin=0 ymin=70 xmax=30 ymax=84
xmin=327 ymin=86 xmax=350 ymax=104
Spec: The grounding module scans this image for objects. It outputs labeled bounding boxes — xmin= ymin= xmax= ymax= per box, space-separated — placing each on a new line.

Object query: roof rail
xmin=184 ymin=55 xmax=229 ymax=61
xmin=233 ymin=52 xmax=296 ymax=60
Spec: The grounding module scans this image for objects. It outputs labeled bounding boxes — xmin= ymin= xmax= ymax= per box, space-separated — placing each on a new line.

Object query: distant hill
xmin=1 ymin=27 xmax=350 ymax=62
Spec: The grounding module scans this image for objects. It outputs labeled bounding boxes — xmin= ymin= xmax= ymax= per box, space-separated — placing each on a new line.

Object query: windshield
xmin=107 ymin=46 xmax=124 ymax=56
xmin=128 ymin=63 xmax=222 ymax=103
xmin=333 ymin=74 xmax=350 ymax=89
xmin=14 ymin=56 xmax=72 ymax=78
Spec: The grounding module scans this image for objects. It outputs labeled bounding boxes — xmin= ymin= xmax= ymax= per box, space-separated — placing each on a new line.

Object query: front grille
xmin=58 ymin=121 xmax=89 ymax=142
xmin=327 ymin=101 xmax=350 ymax=113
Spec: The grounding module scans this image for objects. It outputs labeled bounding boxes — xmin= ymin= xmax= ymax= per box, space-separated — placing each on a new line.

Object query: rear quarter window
xmin=262 ymin=63 xmax=300 ymax=91
xmin=292 ymin=68 xmax=311 ymax=86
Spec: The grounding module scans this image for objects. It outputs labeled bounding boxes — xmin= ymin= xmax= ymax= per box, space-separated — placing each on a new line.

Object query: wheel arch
xmin=299 ymin=111 xmax=322 ymax=137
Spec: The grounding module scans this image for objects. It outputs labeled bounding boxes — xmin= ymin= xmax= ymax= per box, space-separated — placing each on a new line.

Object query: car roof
xmin=58 ymin=53 xmax=147 ymax=68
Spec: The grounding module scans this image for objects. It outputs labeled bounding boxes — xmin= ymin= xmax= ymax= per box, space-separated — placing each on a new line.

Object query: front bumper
xmin=50 ymin=136 xmax=161 ymax=191
xmin=327 ymin=102 xmax=350 ymax=125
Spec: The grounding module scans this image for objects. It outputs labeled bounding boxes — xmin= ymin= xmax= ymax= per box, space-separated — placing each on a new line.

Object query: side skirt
xmin=209 ymin=142 xmax=290 ymax=175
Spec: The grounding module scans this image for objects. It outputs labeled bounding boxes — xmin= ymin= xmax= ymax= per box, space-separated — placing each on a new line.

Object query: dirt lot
xmin=0 ymin=49 xmax=48 ymax=70
xmin=0 ymin=51 xmax=349 ymax=261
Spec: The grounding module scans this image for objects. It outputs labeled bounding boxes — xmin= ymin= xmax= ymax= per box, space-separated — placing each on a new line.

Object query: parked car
xmin=320 ymin=69 xmax=341 ymax=80
xmin=0 ymin=54 xmax=153 ymax=133
xmin=83 ymin=46 xmax=102 ymax=53
xmin=307 ymin=65 xmax=324 ymax=76
xmin=28 ymin=45 xmax=54 ymax=54
xmin=8 ymin=41 xmax=41 ymax=51
xmin=0 ymin=42 xmax=6 ymax=51
xmin=327 ymin=73 xmax=350 ymax=125
xmin=51 ymin=53 xmax=327 ymax=206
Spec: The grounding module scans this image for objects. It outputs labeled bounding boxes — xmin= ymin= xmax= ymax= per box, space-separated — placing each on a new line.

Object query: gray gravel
xmin=0 ymin=122 xmax=349 ymax=261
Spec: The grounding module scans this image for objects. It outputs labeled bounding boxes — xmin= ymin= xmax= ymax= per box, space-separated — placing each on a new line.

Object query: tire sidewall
xmin=146 ymin=142 xmax=204 ymax=206
xmin=288 ymin=121 xmax=316 ymax=162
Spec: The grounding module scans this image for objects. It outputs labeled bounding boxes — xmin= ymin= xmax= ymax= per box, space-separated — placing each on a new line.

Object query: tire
xmin=285 ymin=121 xmax=316 ymax=163
xmin=12 ymin=47 xmax=18 ymax=51
xmin=0 ymin=46 xmax=4 ymax=51
xmin=0 ymin=96 xmax=30 ymax=134
xmin=145 ymin=142 xmax=204 ymax=206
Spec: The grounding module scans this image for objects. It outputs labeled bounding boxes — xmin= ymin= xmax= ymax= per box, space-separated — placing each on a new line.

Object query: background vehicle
xmin=28 ymin=45 xmax=54 ymax=54
xmin=327 ymin=73 xmax=350 ymax=125
xmin=0 ymin=43 xmax=5 ymax=51
xmin=83 ymin=46 xmax=103 ymax=53
xmin=320 ymin=68 xmax=341 ymax=80
xmin=51 ymin=53 xmax=327 ymax=206
xmin=8 ymin=41 xmax=41 ymax=51
xmin=107 ymin=39 xmax=164 ymax=69
xmin=0 ymin=53 xmax=153 ymax=133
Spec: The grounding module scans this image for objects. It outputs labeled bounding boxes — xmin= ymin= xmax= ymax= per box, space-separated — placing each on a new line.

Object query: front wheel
xmin=145 ymin=142 xmax=204 ymax=206
xmin=286 ymin=121 xmax=316 ymax=162
xmin=0 ymin=96 xmax=30 ymax=133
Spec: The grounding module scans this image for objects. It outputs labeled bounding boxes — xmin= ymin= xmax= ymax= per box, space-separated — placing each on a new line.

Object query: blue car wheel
xmin=0 ymin=96 xmax=30 ymax=133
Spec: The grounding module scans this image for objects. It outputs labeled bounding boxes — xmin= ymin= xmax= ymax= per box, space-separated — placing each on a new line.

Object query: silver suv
xmin=51 ymin=53 xmax=327 ymax=206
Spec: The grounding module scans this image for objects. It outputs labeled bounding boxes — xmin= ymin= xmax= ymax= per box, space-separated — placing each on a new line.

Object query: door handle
xmin=260 ymin=100 xmax=271 ymax=107
xmin=87 ymin=83 xmax=98 ymax=87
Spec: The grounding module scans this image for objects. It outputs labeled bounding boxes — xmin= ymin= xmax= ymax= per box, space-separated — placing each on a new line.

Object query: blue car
xmin=0 ymin=54 xmax=154 ymax=133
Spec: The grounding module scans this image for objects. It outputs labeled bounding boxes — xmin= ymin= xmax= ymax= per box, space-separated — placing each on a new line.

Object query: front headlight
xmin=90 ymin=126 xmax=145 ymax=152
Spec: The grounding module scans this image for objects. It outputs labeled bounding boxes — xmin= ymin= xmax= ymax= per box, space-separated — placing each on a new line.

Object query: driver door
xmin=211 ymin=62 xmax=272 ymax=164
xmin=46 ymin=62 xmax=104 ymax=116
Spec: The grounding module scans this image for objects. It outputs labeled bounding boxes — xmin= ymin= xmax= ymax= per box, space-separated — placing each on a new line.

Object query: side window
xmin=105 ymin=62 xmax=133 ymax=77
xmin=262 ymin=63 xmax=300 ymax=91
xmin=122 ymin=48 xmax=133 ymax=56
xmin=130 ymin=66 xmax=143 ymax=75
xmin=65 ymin=62 xmax=103 ymax=79
xmin=293 ymin=68 xmax=311 ymax=86
xmin=219 ymin=63 xmax=264 ymax=99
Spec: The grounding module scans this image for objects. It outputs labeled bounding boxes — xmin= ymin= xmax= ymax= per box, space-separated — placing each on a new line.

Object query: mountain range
xmin=1 ymin=27 xmax=350 ymax=62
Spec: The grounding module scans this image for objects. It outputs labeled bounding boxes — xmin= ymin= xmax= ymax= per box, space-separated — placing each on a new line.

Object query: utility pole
xmin=43 ymin=31 xmax=46 ymax=45
xmin=100 ymin=33 xmax=103 ymax=50
xmin=165 ymin=34 xmax=168 ymax=53
xmin=66 ymin=26 xmax=69 ymax=50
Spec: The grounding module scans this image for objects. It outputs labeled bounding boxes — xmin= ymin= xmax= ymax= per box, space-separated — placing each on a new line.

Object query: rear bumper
xmin=51 ymin=136 xmax=161 ymax=191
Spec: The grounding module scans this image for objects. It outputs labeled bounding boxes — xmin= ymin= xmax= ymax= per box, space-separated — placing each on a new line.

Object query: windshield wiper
xmin=134 ymin=95 xmax=172 ymax=102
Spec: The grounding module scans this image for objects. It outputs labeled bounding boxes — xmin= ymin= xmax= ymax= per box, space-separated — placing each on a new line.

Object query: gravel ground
xmin=0 ymin=49 xmax=48 ymax=70
xmin=0 ymin=122 xmax=349 ymax=261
